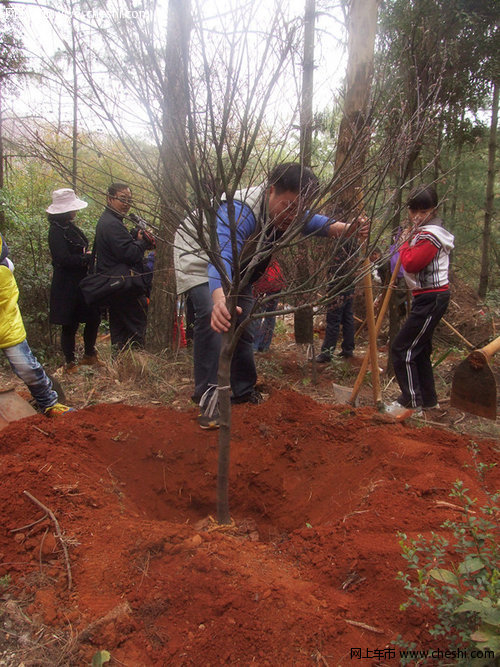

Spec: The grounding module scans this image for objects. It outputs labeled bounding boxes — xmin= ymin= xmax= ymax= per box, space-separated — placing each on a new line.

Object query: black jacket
xmin=49 ymin=220 xmax=94 ymax=325
xmin=95 ymin=207 xmax=150 ymax=275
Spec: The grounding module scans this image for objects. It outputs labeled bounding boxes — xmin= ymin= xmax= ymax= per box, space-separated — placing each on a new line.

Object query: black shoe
xmin=232 ymin=389 xmax=263 ymax=405
xmin=338 ymin=351 xmax=353 ymax=358
xmin=197 ymin=405 xmax=220 ymax=429
xmin=315 ymin=352 xmax=331 ymax=363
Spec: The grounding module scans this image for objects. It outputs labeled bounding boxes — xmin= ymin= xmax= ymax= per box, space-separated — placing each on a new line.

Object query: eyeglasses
xmin=112 ymin=196 xmax=133 ymax=205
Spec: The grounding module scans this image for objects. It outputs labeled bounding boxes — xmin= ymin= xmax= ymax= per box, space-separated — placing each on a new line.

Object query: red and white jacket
xmin=399 ymin=218 xmax=454 ymax=295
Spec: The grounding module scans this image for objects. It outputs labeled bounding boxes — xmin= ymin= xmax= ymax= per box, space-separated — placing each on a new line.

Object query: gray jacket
xmin=173 ymin=185 xmax=265 ymax=295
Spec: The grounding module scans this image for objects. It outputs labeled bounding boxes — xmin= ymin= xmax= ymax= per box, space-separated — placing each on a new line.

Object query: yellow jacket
xmin=0 ymin=254 xmax=27 ymax=350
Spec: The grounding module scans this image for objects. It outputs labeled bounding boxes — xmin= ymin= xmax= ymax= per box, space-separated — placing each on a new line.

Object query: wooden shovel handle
xmin=362 ymin=260 xmax=382 ymax=406
xmin=481 ymin=335 xmax=500 ymax=361
xmin=350 ymin=255 xmax=402 ymax=403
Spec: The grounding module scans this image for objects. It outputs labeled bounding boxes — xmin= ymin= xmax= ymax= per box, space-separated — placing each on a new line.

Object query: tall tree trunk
xmin=300 ymin=0 xmax=315 ymax=168
xmin=334 ymin=0 xmax=378 ymax=208
xmin=294 ymin=0 xmax=316 ymax=355
xmin=71 ymin=7 xmax=78 ymax=192
xmin=146 ymin=0 xmax=191 ymax=352
xmin=478 ymin=80 xmax=498 ymax=299
xmin=450 ymin=110 xmax=466 ymax=228
xmin=334 ymin=0 xmax=380 ymax=405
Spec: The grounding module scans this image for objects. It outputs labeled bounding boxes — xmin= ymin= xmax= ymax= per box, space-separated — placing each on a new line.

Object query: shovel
xmin=450 ymin=335 xmax=500 ymax=420
xmin=0 ymin=388 xmax=37 ymax=431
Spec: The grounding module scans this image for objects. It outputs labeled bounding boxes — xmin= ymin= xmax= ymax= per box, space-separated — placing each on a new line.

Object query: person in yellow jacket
xmin=0 ymin=233 xmax=73 ymax=416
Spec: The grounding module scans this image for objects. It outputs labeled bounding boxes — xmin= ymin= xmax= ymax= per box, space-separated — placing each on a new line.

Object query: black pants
xmin=61 ymin=315 xmax=101 ymax=363
xmin=391 ymin=291 xmax=449 ymax=408
xmin=108 ymin=292 xmax=148 ymax=352
xmin=321 ymin=293 xmax=355 ymax=356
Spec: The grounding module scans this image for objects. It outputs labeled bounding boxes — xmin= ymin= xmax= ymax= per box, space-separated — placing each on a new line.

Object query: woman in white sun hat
xmin=47 ymin=188 xmax=103 ymax=372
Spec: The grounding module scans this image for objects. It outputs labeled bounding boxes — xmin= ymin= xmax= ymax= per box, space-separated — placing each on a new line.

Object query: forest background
xmin=0 ymin=0 xmax=498 ymax=363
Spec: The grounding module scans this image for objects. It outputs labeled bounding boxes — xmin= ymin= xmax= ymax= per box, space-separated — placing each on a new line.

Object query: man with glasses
xmin=94 ymin=183 xmax=154 ymax=352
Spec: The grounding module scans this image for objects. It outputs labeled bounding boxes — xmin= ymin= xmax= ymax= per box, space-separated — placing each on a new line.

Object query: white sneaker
xmin=384 ymin=401 xmax=416 ymax=418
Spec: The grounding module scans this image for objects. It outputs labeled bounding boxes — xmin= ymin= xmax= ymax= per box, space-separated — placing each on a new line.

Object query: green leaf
xmin=458 ymin=556 xmax=485 ymax=574
xmin=455 ymin=597 xmax=488 ymax=614
xmin=471 ymin=629 xmax=500 ymax=652
xmin=429 ymin=568 xmax=459 ymax=585
xmin=92 ymin=650 xmax=111 ymax=667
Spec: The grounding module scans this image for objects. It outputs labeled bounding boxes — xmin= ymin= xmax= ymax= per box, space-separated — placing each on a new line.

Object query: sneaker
xmin=423 ymin=403 xmax=440 ymax=410
xmin=315 ymin=352 xmax=331 ymax=364
xmin=64 ymin=361 xmax=79 ymax=374
xmin=338 ymin=351 xmax=353 ymax=358
xmin=45 ymin=403 xmax=75 ymax=417
xmin=197 ymin=407 xmax=220 ymax=430
xmin=384 ymin=401 xmax=416 ymax=419
xmin=80 ymin=353 xmax=106 ymax=367
xmin=231 ymin=390 xmax=263 ymax=405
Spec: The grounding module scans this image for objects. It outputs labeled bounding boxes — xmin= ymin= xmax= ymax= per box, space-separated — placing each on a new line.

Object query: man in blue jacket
xmin=198 ymin=162 xmax=368 ymax=428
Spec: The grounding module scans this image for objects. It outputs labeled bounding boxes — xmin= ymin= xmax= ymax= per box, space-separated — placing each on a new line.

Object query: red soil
xmin=0 ymin=389 xmax=498 ymax=665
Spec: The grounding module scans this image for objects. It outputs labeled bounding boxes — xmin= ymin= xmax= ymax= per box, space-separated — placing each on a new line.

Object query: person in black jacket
xmin=47 ymin=188 xmax=102 ymax=372
xmin=94 ymin=183 xmax=154 ymax=352
xmin=315 ymin=237 xmax=358 ymax=363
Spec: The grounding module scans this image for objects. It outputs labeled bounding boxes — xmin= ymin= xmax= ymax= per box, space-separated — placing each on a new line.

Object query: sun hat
xmin=46 ymin=188 xmax=88 ymax=214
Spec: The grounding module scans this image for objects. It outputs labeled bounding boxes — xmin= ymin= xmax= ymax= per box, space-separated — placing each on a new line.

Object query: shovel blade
xmin=332 ymin=383 xmax=358 ymax=406
xmin=0 ymin=388 xmax=37 ymax=430
xmin=450 ymin=358 xmax=497 ymax=420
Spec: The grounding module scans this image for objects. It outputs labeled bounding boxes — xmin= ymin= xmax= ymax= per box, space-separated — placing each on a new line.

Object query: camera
xmin=129 ymin=213 xmax=156 ymax=249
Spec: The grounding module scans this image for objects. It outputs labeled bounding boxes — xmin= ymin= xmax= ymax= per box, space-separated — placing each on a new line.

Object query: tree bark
xmin=294 ymin=0 xmax=316 ymax=360
xmin=71 ymin=5 xmax=78 ymax=192
xmin=333 ymin=0 xmax=380 ymax=405
xmin=146 ymin=0 xmax=191 ymax=352
xmin=216 ymin=332 xmax=233 ymax=524
xmin=478 ymin=80 xmax=498 ymax=299
xmin=334 ymin=0 xmax=379 ymax=210
xmin=300 ymin=0 xmax=315 ymax=168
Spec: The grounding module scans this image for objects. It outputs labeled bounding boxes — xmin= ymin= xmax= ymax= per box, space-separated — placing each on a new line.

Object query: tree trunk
xmin=71 ymin=6 xmax=78 ymax=192
xmin=216 ymin=332 xmax=233 ymax=524
xmin=300 ymin=0 xmax=315 ymax=167
xmin=146 ymin=0 xmax=191 ymax=352
xmin=450 ymin=110 xmax=466 ymax=228
xmin=294 ymin=305 xmax=314 ymax=343
xmin=333 ymin=0 xmax=380 ymax=405
xmin=333 ymin=0 xmax=379 ymax=209
xmin=294 ymin=0 xmax=316 ymax=351
xmin=478 ymin=80 xmax=498 ymax=299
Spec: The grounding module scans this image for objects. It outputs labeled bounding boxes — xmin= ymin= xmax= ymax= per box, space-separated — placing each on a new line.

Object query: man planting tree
xmin=175 ymin=162 xmax=369 ymax=429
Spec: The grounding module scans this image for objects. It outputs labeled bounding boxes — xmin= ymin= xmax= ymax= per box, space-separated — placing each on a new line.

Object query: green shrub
xmin=396 ymin=481 xmax=500 ymax=665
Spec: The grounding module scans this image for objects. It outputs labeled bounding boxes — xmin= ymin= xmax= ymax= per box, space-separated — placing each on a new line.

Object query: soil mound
xmin=0 ymin=390 xmax=498 ymax=665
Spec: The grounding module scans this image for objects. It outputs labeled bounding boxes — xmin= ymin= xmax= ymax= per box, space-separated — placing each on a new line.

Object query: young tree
xmin=8 ymin=0 xmax=467 ymax=526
